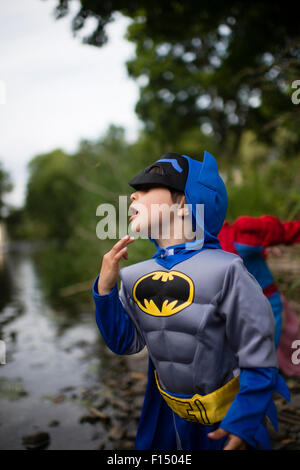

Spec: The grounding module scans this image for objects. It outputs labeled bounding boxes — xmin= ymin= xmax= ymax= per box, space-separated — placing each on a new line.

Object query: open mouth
xmin=129 ymin=205 xmax=139 ymax=221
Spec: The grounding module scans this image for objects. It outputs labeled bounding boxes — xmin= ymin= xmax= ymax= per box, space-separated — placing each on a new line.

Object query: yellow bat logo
xmin=132 ymin=270 xmax=194 ymax=317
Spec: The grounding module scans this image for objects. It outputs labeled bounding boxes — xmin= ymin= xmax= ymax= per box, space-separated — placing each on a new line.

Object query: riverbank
xmin=87 ymin=349 xmax=300 ymax=450
xmin=1 ymin=243 xmax=300 ymax=450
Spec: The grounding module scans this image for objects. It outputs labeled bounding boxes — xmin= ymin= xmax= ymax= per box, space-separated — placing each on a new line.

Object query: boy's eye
xmin=139 ymin=187 xmax=151 ymax=193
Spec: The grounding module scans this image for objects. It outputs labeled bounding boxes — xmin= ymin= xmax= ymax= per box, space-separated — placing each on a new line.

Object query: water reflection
xmin=0 ymin=245 xmax=123 ymax=450
xmin=0 ymin=258 xmax=12 ymax=313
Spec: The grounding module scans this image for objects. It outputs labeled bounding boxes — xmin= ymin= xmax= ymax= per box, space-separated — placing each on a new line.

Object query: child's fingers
xmin=274 ymin=247 xmax=282 ymax=257
xmin=114 ymin=247 xmax=128 ymax=262
xmin=223 ymin=435 xmax=246 ymax=450
xmin=118 ymin=245 xmax=131 ymax=261
xmin=111 ymin=235 xmax=135 ymax=256
xmin=207 ymin=428 xmax=228 ymax=440
xmin=208 ymin=429 xmax=245 ymax=450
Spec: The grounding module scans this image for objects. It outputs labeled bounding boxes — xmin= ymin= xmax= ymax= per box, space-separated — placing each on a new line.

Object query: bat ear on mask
xmin=183 ymin=151 xmax=228 ymax=237
xmin=198 ymin=151 xmax=220 ymax=185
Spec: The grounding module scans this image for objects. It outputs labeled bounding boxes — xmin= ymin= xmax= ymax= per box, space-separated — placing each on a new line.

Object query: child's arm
xmin=233 ymin=215 xmax=300 ymax=248
xmin=92 ymin=235 xmax=145 ymax=355
xmin=209 ymin=257 xmax=289 ymax=449
xmin=282 ymin=219 xmax=300 ymax=245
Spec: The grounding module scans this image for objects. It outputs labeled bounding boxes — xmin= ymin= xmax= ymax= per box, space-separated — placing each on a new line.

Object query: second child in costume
xmin=218 ymin=216 xmax=300 ymax=377
xmin=92 ymin=152 xmax=290 ymax=450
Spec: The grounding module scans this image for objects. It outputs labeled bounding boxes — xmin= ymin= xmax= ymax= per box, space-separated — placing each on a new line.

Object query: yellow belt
xmin=154 ymin=370 xmax=239 ymax=425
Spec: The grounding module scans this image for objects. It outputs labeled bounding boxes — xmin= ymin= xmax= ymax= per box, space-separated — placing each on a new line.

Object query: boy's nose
xmin=130 ymin=192 xmax=137 ymax=201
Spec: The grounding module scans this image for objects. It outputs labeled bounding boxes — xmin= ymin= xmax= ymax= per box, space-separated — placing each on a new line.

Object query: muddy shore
xmin=62 ymin=348 xmax=300 ymax=451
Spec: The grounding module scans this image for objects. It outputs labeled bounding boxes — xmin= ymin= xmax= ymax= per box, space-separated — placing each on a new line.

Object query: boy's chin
xmin=129 ymin=220 xmax=153 ymax=238
xmin=130 ymin=220 xmax=146 ymax=235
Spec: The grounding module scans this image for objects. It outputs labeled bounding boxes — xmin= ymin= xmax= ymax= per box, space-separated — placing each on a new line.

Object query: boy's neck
xmin=155 ymin=235 xmax=196 ymax=249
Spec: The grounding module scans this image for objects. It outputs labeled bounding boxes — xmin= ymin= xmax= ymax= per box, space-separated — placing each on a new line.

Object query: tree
xmin=49 ymin=1 xmax=300 ymax=162
xmin=25 ymin=149 xmax=82 ymax=242
xmin=0 ymin=162 xmax=13 ymax=220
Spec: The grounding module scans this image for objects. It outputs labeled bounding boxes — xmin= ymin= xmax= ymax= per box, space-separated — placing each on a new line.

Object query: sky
xmin=0 ymin=0 xmax=141 ymax=208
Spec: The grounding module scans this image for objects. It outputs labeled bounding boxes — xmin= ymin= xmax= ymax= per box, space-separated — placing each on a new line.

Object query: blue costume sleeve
xmin=234 ymin=242 xmax=283 ymax=348
xmin=220 ymin=367 xmax=290 ymax=449
xmin=92 ymin=275 xmax=145 ymax=355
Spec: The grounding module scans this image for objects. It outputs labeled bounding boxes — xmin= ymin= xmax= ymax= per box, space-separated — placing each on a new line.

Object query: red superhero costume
xmin=218 ymin=215 xmax=300 ymax=377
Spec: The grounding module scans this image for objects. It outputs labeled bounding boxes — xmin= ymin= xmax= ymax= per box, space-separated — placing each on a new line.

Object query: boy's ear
xmin=177 ymin=206 xmax=190 ymax=217
xmin=176 ymin=195 xmax=189 ymax=217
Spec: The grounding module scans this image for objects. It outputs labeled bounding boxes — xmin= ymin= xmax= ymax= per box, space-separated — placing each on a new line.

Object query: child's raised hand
xmin=208 ymin=428 xmax=247 ymax=450
xmin=265 ymin=246 xmax=283 ymax=257
xmin=98 ymin=235 xmax=135 ymax=295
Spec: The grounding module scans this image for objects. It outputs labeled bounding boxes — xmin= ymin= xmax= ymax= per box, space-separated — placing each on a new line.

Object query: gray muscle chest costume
xmin=118 ymin=248 xmax=278 ymax=396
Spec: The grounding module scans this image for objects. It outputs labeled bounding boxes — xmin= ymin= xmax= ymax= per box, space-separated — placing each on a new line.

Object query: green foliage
xmin=226 ymin=137 xmax=300 ymax=222
xmin=0 ymin=161 xmax=13 ymax=219
xmin=25 ymin=149 xmax=82 ymax=242
xmin=49 ymin=0 xmax=300 ymax=160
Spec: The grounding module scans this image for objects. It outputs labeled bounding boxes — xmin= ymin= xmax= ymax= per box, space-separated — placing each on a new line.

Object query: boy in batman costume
xmin=92 ymin=152 xmax=290 ymax=450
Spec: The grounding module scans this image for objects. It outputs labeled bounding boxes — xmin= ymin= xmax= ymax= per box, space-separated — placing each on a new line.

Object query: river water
xmin=0 ymin=244 xmax=118 ymax=450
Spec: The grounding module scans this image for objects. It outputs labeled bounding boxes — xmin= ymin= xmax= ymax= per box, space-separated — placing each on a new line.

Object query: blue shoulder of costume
xmin=234 ymin=241 xmax=283 ymax=348
xmin=220 ymin=367 xmax=290 ymax=449
xmin=92 ymin=275 xmax=135 ymax=354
